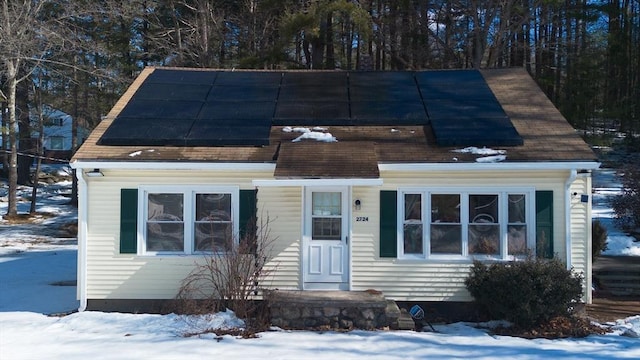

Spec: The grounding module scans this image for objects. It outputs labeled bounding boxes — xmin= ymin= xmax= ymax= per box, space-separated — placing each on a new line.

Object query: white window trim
xmin=137 ymin=185 xmax=240 ymax=256
xmin=397 ymin=187 xmax=535 ymax=261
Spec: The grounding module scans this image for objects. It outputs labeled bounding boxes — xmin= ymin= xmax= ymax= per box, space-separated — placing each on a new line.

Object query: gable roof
xmin=71 ymin=67 xmax=597 ymax=178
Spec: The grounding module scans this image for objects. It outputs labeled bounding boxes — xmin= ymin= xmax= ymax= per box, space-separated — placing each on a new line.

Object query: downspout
xmin=75 ymin=170 xmax=88 ymax=312
xmin=564 ymin=169 xmax=577 ymax=270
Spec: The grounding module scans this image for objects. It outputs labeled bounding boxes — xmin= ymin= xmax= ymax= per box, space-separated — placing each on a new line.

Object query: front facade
xmin=71 ymin=67 xmax=599 ymax=311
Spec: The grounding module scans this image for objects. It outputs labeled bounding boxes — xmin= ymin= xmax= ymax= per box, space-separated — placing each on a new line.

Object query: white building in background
xmin=1 ymin=105 xmax=89 ymax=160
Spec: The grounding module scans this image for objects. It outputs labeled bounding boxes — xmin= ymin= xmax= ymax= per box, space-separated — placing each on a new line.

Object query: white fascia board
xmin=253 ymin=178 xmax=383 ymax=187
xmin=70 ymin=161 xmax=276 ymax=172
xmin=378 ymin=161 xmax=601 ymax=172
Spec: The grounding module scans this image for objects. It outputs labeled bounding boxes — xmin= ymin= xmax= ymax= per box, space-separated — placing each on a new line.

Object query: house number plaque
xmin=356 ymin=216 xmax=369 ymax=222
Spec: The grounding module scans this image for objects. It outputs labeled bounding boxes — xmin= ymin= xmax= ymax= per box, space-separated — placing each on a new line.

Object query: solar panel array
xmin=98 ymin=69 xmax=523 ymax=147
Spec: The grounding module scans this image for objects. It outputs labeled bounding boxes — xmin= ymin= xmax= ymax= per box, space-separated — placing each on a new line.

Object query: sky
xmin=0 ymin=164 xmax=638 ymax=360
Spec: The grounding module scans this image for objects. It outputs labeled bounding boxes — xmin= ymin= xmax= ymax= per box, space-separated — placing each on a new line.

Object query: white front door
xmin=303 ymin=187 xmax=349 ymax=289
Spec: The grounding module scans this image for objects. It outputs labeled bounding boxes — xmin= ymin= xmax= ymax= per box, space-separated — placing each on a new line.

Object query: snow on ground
xmin=1 ymin=165 xmax=639 ymax=359
xmin=592 ymin=168 xmax=640 ymax=256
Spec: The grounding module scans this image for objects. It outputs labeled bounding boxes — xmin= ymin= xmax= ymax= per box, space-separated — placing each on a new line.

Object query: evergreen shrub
xmin=464 ymin=257 xmax=584 ymax=329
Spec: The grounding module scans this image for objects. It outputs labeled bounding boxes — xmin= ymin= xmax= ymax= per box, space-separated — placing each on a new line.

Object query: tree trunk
xmin=17 ymin=71 xmax=31 ymax=185
xmin=5 ymin=60 xmax=19 ymax=217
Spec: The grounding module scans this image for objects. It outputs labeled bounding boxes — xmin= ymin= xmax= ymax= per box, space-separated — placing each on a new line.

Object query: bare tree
xmin=0 ymin=0 xmax=97 ymax=217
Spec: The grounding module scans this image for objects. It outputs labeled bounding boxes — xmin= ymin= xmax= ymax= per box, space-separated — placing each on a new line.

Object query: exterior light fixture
xmin=85 ymin=169 xmax=104 ymax=177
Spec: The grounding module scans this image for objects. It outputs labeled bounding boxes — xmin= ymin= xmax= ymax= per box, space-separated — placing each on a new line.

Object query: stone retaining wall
xmin=267 ymin=290 xmax=400 ymax=330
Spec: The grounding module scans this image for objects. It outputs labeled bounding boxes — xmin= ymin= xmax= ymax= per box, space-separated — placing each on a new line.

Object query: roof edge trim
xmin=70 ymin=161 xmax=276 ymax=171
xmin=253 ymin=178 xmax=383 ymax=187
xmin=379 ymin=162 xmax=601 ymax=172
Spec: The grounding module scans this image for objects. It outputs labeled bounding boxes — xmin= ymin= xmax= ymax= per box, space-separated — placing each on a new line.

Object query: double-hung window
xmin=399 ymin=188 xmax=534 ymax=260
xmin=139 ymin=186 xmax=239 ymax=255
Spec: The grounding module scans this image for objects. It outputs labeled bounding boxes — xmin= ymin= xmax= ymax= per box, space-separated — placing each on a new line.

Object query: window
xmin=311 ymin=192 xmax=342 ymax=240
xmin=45 ymin=118 xmax=64 ymax=126
xmin=398 ymin=188 xmax=534 ymax=260
xmin=139 ymin=186 xmax=239 ymax=254
xmin=48 ymin=136 xmax=65 ymax=150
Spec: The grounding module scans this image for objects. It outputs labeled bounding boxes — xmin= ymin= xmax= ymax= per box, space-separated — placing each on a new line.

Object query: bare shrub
xmin=591 ymin=220 xmax=608 ymax=260
xmin=176 ymin=215 xmax=276 ymax=334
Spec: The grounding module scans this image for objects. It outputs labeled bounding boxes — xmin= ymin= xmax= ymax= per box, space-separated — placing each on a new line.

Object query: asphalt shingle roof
xmin=72 ymin=67 xmax=597 ymax=178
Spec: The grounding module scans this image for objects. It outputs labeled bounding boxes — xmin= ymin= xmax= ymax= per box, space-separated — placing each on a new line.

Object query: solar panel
xmin=119 ymin=99 xmax=204 ymax=119
xmin=415 ymin=70 xmax=484 ymax=86
xmin=207 ymin=85 xmax=279 ymax=102
xmin=98 ymin=117 xmax=194 ymax=146
xmin=350 ymin=101 xmax=428 ymax=124
xmin=349 ymin=71 xmax=415 ymax=87
xmin=213 ymin=71 xmax=282 ymax=86
xmin=426 ymin=99 xmax=508 ymax=120
xmin=282 ymin=72 xmax=347 ymax=87
xmin=350 ymin=84 xmax=422 ymax=102
xmin=279 ymin=86 xmax=348 ymax=101
xmin=133 ymin=83 xmax=211 ymax=101
xmin=430 ymin=116 xmax=523 ymax=146
xmin=274 ymin=102 xmax=350 ymax=123
xmin=199 ymin=101 xmax=276 ymax=120
xmin=98 ymin=68 xmax=524 ymax=148
xmin=145 ymin=69 xmax=218 ymax=85
xmin=185 ymin=119 xmax=271 ymax=146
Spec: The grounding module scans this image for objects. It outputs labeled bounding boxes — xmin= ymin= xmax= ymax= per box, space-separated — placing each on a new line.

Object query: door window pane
xmin=312 ymin=218 xmax=341 ymax=240
xmin=146 ymin=193 xmax=184 ymax=251
xmin=312 ymin=192 xmax=341 ymax=216
xmin=312 ymin=192 xmax=342 ymax=240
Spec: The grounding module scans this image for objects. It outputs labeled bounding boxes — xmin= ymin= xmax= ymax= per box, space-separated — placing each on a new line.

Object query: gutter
xmin=380 ymin=162 xmax=600 ymax=172
xmin=564 ymin=169 xmax=578 ymax=270
xmin=75 ymin=170 xmax=88 ymax=312
xmin=69 ymin=161 xmax=276 ymax=172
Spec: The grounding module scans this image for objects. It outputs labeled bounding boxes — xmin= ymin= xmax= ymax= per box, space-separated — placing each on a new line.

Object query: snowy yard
xmin=1 ymin=165 xmax=639 ymax=359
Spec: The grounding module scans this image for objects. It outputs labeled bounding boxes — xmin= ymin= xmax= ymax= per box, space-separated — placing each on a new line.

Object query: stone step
xmin=396 ymin=308 xmax=416 ymax=330
xmin=267 ymin=290 xmax=399 ymax=330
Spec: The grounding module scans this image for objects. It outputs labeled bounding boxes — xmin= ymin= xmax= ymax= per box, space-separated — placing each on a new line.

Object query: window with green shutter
xmin=119 ymin=186 xmax=253 ymax=255
xmin=384 ymin=188 xmax=540 ymax=260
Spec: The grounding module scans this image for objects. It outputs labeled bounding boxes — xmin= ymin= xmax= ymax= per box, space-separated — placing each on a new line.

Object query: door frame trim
xmin=301 ymin=186 xmax=351 ymax=290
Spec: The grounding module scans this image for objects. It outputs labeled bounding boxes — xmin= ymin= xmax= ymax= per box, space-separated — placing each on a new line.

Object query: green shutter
xmin=380 ymin=190 xmax=398 ymax=258
xmin=535 ymin=190 xmax=554 ymax=259
xmin=239 ymin=189 xmax=258 ymax=253
xmin=120 ymin=188 xmax=138 ymax=254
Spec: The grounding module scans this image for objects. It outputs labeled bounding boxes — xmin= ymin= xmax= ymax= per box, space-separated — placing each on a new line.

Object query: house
xmin=70 ymin=67 xmax=599 ymax=313
xmin=1 ymin=105 xmax=89 ymax=162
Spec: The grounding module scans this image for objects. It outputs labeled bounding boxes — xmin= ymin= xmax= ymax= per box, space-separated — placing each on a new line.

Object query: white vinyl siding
xmin=569 ymin=174 xmax=592 ymax=303
xmin=82 ymin=167 xmax=592 ymax=303
xmin=83 ymin=169 xmax=266 ymax=299
xmin=257 ymin=186 xmax=302 ymax=290
xmin=349 ymin=169 xmax=578 ymax=302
